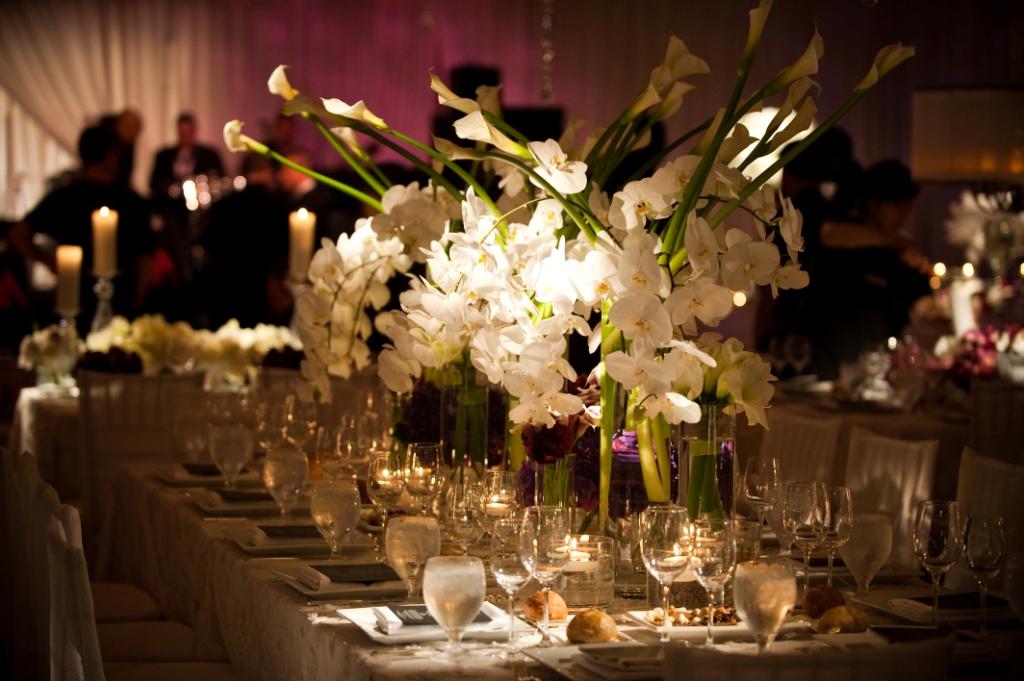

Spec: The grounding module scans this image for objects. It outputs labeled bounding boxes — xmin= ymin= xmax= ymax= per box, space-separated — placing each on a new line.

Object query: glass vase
xmin=676 ymin=404 xmax=736 ymax=521
xmin=532 ymin=453 xmax=576 ymax=508
xmin=439 ymin=360 xmax=489 ymax=468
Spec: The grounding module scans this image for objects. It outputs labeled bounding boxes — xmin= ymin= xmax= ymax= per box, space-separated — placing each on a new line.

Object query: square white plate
xmin=270 ymin=560 xmax=408 ymax=601
xmin=340 ymin=600 xmax=533 ymax=644
xmin=220 ymin=521 xmax=374 ymax=556
xmin=625 ymin=610 xmax=810 ymax=641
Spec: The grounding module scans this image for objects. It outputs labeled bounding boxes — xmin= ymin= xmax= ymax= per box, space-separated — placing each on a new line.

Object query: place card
xmin=256 ymin=525 xmax=323 ymax=539
xmin=388 ymin=604 xmax=490 ymax=627
xmin=310 ymin=563 xmax=401 ymax=585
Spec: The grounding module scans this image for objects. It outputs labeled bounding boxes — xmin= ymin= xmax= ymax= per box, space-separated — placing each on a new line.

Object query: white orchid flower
xmin=856 ymin=43 xmax=915 ymax=91
xmin=509 ymin=391 xmax=585 ymax=428
xmin=605 ymin=350 xmax=665 ymax=392
xmin=770 ymin=263 xmax=810 ymax=297
xmin=683 ymin=215 xmax=721 ymax=278
xmin=608 ymin=292 xmax=673 ymax=349
xmin=268 ymin=65 xmax=299 ymax=101
xmin=572 ymin=250 xmax=620 ymax=307
xmin=666 ymin=279 xmax=734 ymax=333
xmin=778 ymin=196 xmax=804 ymax=262
xmin=719 ymin=353 xmax=775 ymax=428
xmin=528 ymin=199 xmax=564 ymax=233
xmin=641 ymin=390 xmax=702 ymax=425
xmin=617 ymin=231 xmax=667 ymax=296
xmin=378 ymin=347 xmax=420 ymax=393
xmin=609 ymin=177 xmax=675 ymax=232
xmin=528 ymin=139 xmax=588 ymax=195
xmin=720 ymin=230 xmax=780 ymax=290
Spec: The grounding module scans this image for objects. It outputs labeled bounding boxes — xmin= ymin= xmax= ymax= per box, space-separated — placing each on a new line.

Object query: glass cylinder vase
xmin=676 ymin=404 xmax=736 ymax=521
xmin=439 ymin=360 xmax=489 ymax=468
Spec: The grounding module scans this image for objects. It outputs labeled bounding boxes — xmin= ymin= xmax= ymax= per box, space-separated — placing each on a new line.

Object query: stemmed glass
xmin=963 ymin=513 xmax=1005 ymax=637
xmin=639 ymin=506 xmax=692 ymax=643
xmin=822 ymin=486 xmax=853 ymax=587
xmin=733 ymin=562 xmax=797 ymax=653
xmin=314 ymin=425 xmax=346 ymax=481
xmin=519 ymin=506 xmax=571 ymax=647
xmin=385 ymin=516 xmax=441 ymax=598
xmin=310 ymin=480 xmax=361 ymax=557
xmin=366 ymin=450 xmax=405 ymax=532
xmin=423 ymin=556 xmax=486 ymax=657
xmin=490 ymin=517 xmax=531 ymax=646
xmin=479 ymin=470 xmax=520 ymax=530
xmin=913 ymin=500 xmax=963 ymax=626
xmin=174 ymin=402 xmax=208 ymax=463
xmin=208 ymin=424 xmax=253 ymax=488
xmin=404 ymin=443 xmax=445 ymax=515
xmin=839 ymin=513 xmax=892 ymax=593
xmin=783 ymin=481 xmax=829 ymax=595
xmin=692 ymin=519 xmax=737 ymax=648
xmin=284 ymin=394 xmax=318 ymax=450
xmin=262 ymin=444 xmax=309 ymax=516
xmin=442 ymin=480 xmax=484 ymax=554
xmin=742 ymin=456 xmax=779 ymax=558
xmin=254 ymin=401 xmax=288 ymax=454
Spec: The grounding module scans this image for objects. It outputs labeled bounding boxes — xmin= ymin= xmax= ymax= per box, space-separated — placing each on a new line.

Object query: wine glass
xmin=519 ymin=506 xmax=571 ymax=647
xmin=423 ymin=556 xmax=486 ymax=656
xmin=742 ymin=456 xmax=779 ymax=557
xmin=309 ymin=480 xmax=361 ymax=557
xmin=639 ymin=506 xmax=692 ymax=643
xmin=254 ymin=401 xmax=288 ymax=454
xmin=442 ymin=480 xmax=484 ymax=554
xmin=262 ymin=444 xmax=309 ymax=516
xmin=208 ymin=424 xmax=253 ymax=488
xmin=490 ymin=517 xmax=531 ymax=646
xmin=174 ymin=402 xmax=208 ymax=463
xmin=783 ymin=481 xmax=829 ymax=595
xmin=733 ymin=562 xmax=797 ymax=653
xmin=913 ymin=500 xmax=963 ymax=626
xmin=404 ymin=442 xmax=445 ymax=515
xmin=385 ymin=516 xmax=441 ymax=598
xmin=963 ymin=513 xmax=1005 ymax=637
xmin=284 ymin=393 xmax=318 ymax=448
xmin=314 ymin=425 xmax=346 ymax=481
xmin=822 ymin=486 xmax=853 ymax=587
xmin=366 ymin=450 xmax=404 ymax=532
xmin=479 ymin=470 xmax=520 ymax=530
xmin=692 ymin=519 xmax=737 ymax=647
xmin=840 ymin=513 xmax=892 ymax=593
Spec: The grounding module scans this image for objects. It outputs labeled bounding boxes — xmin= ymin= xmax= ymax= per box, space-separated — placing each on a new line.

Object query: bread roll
xmin=567 ymin=608 xmax=618 ymax=643
xmin=814 ymin=605 xmax=871 ymax=634
xmin=523 ymin=590 xmax=568 ymax=622
xmin=803 ymin=586 xmax=846 ymax=618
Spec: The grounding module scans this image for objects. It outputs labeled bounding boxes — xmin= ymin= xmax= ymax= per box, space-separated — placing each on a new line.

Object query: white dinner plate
xmin=340 ymin=601 xmax=533 ymax=644
xmin=220 ymin=520 xmax=374 ymax=556
xmin=625 ymin=610 xmax=810 ymax=641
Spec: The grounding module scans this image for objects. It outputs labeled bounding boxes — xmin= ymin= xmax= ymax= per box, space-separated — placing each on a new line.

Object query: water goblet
xmin=423 ymin=556 xmax=486 ymax=656
xmin=262 ymin=443 xmax=309 ymax=516
xmin=404 ymin=442 xmax=445 ymax=515
xmin=639 ymin=506 xmax=692 ymax=643
xmin=208 ymin=424 xmax=253 ymax=488
xmin=490 ymin=517 xmax=531 ymax=646
xmin=964 ymin=513 xmax=1005 ymax=637
xmin=442 ymin=480 xmax=484 ymax=554
xmin=913 ymin=500 xmax=963 ymax=626
xmin=742 ymin=456 xmax=779 ymax=557
xmin=733 ymin=562 xmax=797 ymax=653
xmin=385 ymin=516 xmax=441 ymax=598
xmin=519 ymin=506 xmax=571 ymax=647
xmin=309 ymin=480 xmax=361 ymax=557
xmin=822 ymin=486 xmax=853 ymax=587
xmin=366 ymin=450 xmax=405 ymax=532
xmin=839 ymin=513 xmax=892 ymax=593
xmin=783 ymin=480 xmax=828 ymax=595
xmin=692 ymin=519 xmax=737 ymax=647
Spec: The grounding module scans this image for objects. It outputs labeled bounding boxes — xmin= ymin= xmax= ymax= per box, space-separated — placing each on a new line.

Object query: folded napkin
xmin=296 ymin=566 xmax=332 ymax=591
xmin=373 ymin=607 xmax=404 ymax=635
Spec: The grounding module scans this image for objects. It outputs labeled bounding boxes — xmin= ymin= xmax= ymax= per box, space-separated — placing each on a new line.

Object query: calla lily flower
xmin=855 ymin=43 xmax=915 ymax=91
xmin=267 ymin=65 xmax=299 ymax=101
xmin=321 ymin=98 xmax=387 ymax=129
xmin=222 ymin=120 xmax=267 ymax=154
xmin=775 ymin=28 xmax=824 ymax=90
xmin=745 ymin=0 xmax=774 ymax=56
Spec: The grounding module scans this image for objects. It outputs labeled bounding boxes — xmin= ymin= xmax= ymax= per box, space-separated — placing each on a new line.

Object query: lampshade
xmin=911 ymin=88 xmax=1024 ymax=183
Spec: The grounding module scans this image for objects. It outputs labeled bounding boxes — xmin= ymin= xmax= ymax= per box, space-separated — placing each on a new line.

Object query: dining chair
xmin=760 ymin=409 xmax=841 ymax=484
xmin=946 ymin=447 xmax=1024 ymax=591
xmin=665 ymin=637 xmax=953 ymax=681
xmin=47 ymin=503 xmax=240 ymax=681
xmin=845 ymin=426 xmax=938 ymax=567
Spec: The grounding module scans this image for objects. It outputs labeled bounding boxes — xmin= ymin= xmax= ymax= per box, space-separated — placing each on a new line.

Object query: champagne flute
xmin=385 ymin=516 xmax=441 ymax=598
xmin=423 ymin=556 xmax=486 ymax=657
xmin=442 ymin=480 xmax=484 ymax=554
xmin=404 ymin=442 xmax=445 ymax=515
xmin=733 ymin=562 xmax=797 ymax=653
xmin=742 ymin=456 xmax=779 ymax=558
xmin=913 ymin=500 xmax=963 ymax=626
xmin=309 ymin=480 xmax=361 ymax=557
xmin=366 ymin=450 xmax=404 ymax=533
xmin=519 ymin=506 xmax=571 ymax=647
xmin=490 ymin=517 xmax=530 ymax=646
xmin=822 ymin=486 xmax=853 ymax=587
xmin=783 ymin=481 xmax=829 ymax=596
xmin=479 ymin=470 xmax=520 ymax=530
xmin=840 ymin=513 xmax=892 ymax=593
xmin=639 ymin=506 xmax=692 ymax=643
xmin=963 ymin=513 xmax=1005 ymax=637
xmin=262 ymin=444 xmax=309 ymax=516
xmin=692 ymin=519 xmax=737 ymax=647
xmin=209 ymin=424 xmax=253 ymax=489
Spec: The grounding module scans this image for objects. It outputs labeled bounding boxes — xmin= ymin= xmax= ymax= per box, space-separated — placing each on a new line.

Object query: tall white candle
xmin=288 ymin=208 xmax=316 ymax=281
xmin=91 ymin=206 xmax=118 ymax=278
xmin=55 ymin=245 xmax=83 ymax=315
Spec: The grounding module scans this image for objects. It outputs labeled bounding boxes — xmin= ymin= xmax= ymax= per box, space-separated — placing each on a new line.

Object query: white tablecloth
xmin=7 ymin=387 xmax=80 ymax=497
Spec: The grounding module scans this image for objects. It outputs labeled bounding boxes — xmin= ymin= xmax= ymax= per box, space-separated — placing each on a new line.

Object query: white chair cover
xmin=665 ymin=637 xmax=952 ymax=681
xmin=760 ymin=410 xmax=841 ymax=484
xmin=947 ymin=447 xmax=1024 ymax=591
xmin=845 ymin=426 xmax=938 ymax=567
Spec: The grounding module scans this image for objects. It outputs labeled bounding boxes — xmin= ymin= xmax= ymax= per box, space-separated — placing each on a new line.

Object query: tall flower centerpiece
xmin=225 ymin=0 xmax=912 ymax=523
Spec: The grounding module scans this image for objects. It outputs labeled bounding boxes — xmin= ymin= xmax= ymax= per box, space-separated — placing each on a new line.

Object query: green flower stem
xmin=348 ymin=125 xmax=466 ymax=204
xmin=636 ymin=417 xmax=669 ymax=503
xmin=598 ymin=300 xmax=621 ymax=526
xmin=507 ymin=413 xmax=525 ymax=471
xmin=623 ymin=120 xmax=710 ymax=186
xmin=590 ymin=121 xmax=630 ymax=187
xmin=483 ymin=112 xmax=533 ymax=148
xmin=584 ymin=114 xmax=629 ymax=168
xmin=651 ymin=414 xmax=672 ymax=499
xmin=306 ymin=115 xmax=389 ymax=196
xmin=265 ymin=149 xmax=383 ymax=212
xmin=706 ymin=91 xmax=865 ymax=232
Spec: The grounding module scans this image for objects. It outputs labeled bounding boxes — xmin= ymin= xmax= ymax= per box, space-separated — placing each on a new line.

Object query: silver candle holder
xmin=90 ymin=275 xmax=115 ymax=334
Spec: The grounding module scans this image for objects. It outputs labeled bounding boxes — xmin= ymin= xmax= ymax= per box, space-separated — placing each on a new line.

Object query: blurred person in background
xmin=149 ymin=112 xmax=224 ymax=199
xmin=100 ymin=109 xmax=143 ymax=189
